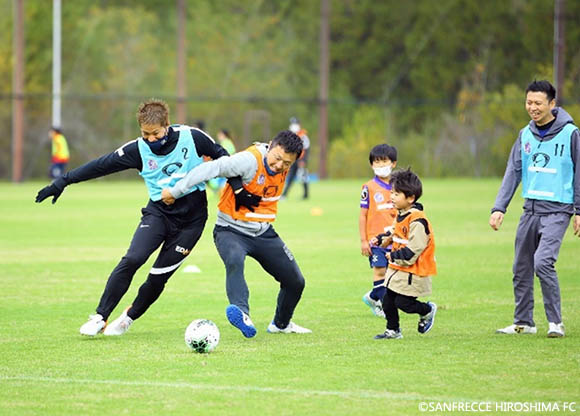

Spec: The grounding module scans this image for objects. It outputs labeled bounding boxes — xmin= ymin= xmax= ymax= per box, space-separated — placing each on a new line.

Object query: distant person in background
xmin=217 ymin=129 xmax=236 ymax=155
xmin=490 ymin=80 xmax=580 ymax=338
xmin=193 ymin=120 xmax=206 ymax=131
xmin=359 ymin=144 xmax=398 ymax=318
xmin=282 ymin=117 xmax=310 ymax=200
xmin=49 ymin=127 xmax=70 ymax=179
xmin=35 ymin=99 xmax=256 ymax=338
xmin=208 ymin=129 xmax=237 ymax=194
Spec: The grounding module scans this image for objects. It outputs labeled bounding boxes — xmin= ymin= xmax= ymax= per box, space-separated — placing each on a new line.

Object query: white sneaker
xmin=267 ymin=321 xmax=312 ymax=334
xmin=496 ymin=324 xmax=537 ymax=334
xmin=103 ymin=308 xmax=133 ymax=336
xmin=79 ymin=314 xmax=106 ymax=336
xmin=374 ymin=328 xmax=403 ymax=339
xmin=418 ymin=302 xmax=437 ymax=334
xmin=547 ymin=322 xmax=565 ymax=338
xmin=362 ymin=291 xmax=386 ymax=318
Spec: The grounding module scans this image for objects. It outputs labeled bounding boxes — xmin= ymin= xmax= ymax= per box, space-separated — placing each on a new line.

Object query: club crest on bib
xmin=147 ymin=159 xmax=158 ymax=170
xmin=374 ymin=193 xmax=385 ymax=203
xmin=257 ymin=174 xmax=265 ymax=185
xmin=524 ymin=142 xmax=531 ymax=155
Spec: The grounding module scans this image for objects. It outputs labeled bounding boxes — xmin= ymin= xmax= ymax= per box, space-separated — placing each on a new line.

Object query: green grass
xmin=1 ymin=179 xmax=579 ymax=415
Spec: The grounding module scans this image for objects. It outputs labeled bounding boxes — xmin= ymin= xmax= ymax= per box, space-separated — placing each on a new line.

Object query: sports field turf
xmin=1 ymin=179 xmax=578 ymax=415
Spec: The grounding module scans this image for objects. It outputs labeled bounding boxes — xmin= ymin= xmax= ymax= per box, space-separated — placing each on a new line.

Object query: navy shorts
xmin=369 ymin=246 xmax=389 ymax=268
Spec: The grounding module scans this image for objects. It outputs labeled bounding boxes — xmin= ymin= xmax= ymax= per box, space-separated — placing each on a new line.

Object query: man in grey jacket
xmin=162 ymin=131 xmax=312 ymax=338
xmin=490 ymin=80 xmax=580 ymax=338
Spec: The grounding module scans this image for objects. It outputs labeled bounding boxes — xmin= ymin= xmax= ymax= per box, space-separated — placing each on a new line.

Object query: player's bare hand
xmin=161 ymin=188 xmax=175 ymax=205
xmin=361 ymin=240 xmax=371 ymax=257
xmin=489 ymin=211 xmax=504 ymax=231
xmin=573 ymin=215 xmax=580 ymax=236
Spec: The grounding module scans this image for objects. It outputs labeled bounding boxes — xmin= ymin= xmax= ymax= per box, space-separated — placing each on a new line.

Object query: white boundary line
xmin=0 ymin=375 xmax=458 ymax=401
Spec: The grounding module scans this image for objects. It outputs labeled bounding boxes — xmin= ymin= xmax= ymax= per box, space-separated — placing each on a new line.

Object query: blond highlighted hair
xmin=136 ymin=99 xmax=170 ymax=127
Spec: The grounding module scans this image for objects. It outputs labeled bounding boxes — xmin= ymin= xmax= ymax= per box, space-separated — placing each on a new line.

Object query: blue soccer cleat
xmin=226 ymin=304 xmax=257 ymax=338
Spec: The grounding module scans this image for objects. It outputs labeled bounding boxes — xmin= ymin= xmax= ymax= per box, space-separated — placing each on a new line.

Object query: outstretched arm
xmin=163 ymin=151 xmax=257 ymax=204
xmin=35 ymin=140 xmax=141 ymax=204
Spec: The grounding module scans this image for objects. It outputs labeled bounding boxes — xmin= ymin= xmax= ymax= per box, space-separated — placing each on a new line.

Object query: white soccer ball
xmin=184 ymin=319 xmax=220 ymax=353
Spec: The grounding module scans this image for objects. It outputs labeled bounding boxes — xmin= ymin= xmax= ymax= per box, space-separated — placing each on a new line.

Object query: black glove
xmin=375 ymin=230 xmax=392 ymax=246
xmin=234 ymin=188 xmax=261 ymax=212
xmin=35 ymin=180 xmax=66 ymax=204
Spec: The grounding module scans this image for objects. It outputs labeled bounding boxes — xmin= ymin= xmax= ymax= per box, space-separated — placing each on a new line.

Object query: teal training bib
xmin=521 ymin=123 xmax=576 ymax=204
xmin=138 ymin=125 xmax=205 ymax=201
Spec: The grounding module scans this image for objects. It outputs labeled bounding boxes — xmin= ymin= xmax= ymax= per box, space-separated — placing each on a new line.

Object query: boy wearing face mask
xmin=35 ymin=99 xmax=259 ymax=337
xmin=359 ymin=144 xmax=398 ymax=317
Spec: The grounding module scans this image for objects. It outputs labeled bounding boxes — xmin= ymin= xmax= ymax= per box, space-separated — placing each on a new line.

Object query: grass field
xmin=1 ymin=178 xmax=579 ymax=415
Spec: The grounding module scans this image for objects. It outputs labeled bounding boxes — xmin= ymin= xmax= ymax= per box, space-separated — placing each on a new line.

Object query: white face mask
xmin=373 ymin=166 xmax=392 ymax=178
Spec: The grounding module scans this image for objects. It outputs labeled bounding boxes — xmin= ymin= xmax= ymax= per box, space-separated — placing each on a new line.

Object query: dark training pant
xmin=96 ymin=211 xmax=206 ymax=320
xmin=382 ymin=288 xmax=431 ymax=331
xmin=213 ymin=225 xmax=305 ymax=328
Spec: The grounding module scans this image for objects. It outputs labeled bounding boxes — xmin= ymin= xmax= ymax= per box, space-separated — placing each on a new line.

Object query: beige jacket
xmin=385 ymin=207 xmax=433 ymax=297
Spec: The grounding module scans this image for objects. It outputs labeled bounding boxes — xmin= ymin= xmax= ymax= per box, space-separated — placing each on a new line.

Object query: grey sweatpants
xmin=512 ymin=211 xmax=570 ymax=326
xmin=213 ymin=225 xmax=305 ymax=328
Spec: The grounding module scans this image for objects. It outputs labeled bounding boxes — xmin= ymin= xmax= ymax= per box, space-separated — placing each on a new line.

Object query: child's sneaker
xmin=267 ymin=321 xmax=312 ymax=334
xmin=226 ymin=304 xmax=257 ymax=338
xmin=362 ymin=291 xmax=385 ymax=318
xmin=103 ymin=307 xmax=133 ymax=336
xmin=374 ymin=329 xmax=403 ymax=339
xmin=418 ymin=302 xmax=437 ymax=334
xmin=495 ymin=324 xmax=537 ymax=334
xmin=547 ymin=322 xmax=564 ymax=338
xmin=79 ymin=314 xmax=106 ymax=336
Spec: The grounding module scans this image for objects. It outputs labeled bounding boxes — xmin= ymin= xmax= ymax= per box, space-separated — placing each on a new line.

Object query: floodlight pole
xmin=52 ymin=0 xmax=61 ymax=128
xmin=12 ymin=0 xmax=25 ymax=183
xmin=553 ymin=0 xmax=565 ymax=105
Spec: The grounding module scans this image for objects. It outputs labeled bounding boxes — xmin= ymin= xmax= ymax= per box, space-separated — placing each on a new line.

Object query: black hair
xmin=525 ymin=80 xmax=556 ymax=102
xmin=369 ymin=144 xmax=397 ymax=164
xmin=390 ymin=168 xmax=422 ymax=202
xmin=219 ymin=128 xmax=231 ymax=138
xmin=270 ymin=130 xmax=303 ymax=157
xmin=50 ymin=126 xmax=62 ymax=134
